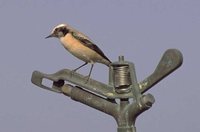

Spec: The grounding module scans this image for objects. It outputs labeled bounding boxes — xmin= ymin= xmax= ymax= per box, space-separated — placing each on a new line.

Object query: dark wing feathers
xmin=71 ymin=32 xmax=111 ymax=63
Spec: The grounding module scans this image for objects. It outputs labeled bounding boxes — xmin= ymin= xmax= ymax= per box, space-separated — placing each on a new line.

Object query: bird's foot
xmin=84 ymin=75 xmax=90 ymax=84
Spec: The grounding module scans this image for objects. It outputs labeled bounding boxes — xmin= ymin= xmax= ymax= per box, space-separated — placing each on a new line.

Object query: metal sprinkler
xmin=31 ymin=49 xmax=183 ymax=132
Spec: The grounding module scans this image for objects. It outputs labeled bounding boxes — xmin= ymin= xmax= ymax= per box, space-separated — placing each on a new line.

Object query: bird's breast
xmin=60 ymin=33 xmax=104 ymax=63
xmin=60 ymin=34 xmax=91 ymax=55
xmin=60 ymin=33 xmax=80 ymax=50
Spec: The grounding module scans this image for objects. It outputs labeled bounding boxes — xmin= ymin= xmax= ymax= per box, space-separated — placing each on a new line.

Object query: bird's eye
xmin=61 ymin=27 xmax=68 ymax=35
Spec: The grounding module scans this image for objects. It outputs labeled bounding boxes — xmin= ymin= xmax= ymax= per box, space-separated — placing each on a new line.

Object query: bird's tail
xmin=102 ymin=59 xmax=112 ymax=67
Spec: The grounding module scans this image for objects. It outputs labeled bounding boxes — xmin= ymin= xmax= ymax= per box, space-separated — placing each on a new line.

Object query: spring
xmin=113 ymin=64 xmax=131 ymax=91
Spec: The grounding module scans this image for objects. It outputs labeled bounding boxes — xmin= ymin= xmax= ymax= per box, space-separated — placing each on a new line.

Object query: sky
xmin=0 ymin=0 xmax=199 ymax=131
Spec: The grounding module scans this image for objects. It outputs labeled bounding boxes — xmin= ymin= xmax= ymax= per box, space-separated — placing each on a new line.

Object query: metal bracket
xmin=31 ymin=69 xmax=134 ymax=98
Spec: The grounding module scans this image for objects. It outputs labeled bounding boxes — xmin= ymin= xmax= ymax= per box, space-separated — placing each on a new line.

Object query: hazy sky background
xmin=0 ymin=0 xmax=199 ymax=131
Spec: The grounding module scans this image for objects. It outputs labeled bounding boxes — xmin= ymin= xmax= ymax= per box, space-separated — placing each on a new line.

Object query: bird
xmin=45 ymin=23 xmax=111 ymax=82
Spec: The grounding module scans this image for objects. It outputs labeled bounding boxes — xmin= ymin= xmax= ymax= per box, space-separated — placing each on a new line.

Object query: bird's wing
xmin=67 ymin=24 xmax=92 ymax=40
xmin=71 ymin=31 xmax=111 ymax=63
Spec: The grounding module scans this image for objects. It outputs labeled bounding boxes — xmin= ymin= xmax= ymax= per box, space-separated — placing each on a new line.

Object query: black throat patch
xmin=61 ymin=27 xmax=69 ymax=36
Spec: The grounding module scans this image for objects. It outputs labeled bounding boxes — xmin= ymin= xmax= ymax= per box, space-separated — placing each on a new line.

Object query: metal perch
xmin=31 ymin=49 xmax=183 ymax=132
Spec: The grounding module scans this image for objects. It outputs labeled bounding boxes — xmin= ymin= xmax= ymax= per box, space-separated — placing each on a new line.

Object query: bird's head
xmin=45 ymin=24 xmax=69 ymax=39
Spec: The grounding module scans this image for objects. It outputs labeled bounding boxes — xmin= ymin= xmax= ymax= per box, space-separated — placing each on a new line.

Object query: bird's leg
xmin=70 ymin=62 xmax=88 ymax=77
xmin=73 ymin=62 xmax=88 ymax=72
xmin=84 ymin=64 xmax=94 ymax=83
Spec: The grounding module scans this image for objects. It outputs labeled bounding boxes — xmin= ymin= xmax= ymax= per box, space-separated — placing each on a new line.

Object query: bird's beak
xmin=45 ymin=33 xmax=55 ymax=39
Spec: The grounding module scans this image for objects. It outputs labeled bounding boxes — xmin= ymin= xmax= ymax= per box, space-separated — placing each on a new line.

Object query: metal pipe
xmin=61 ymin=84 xmax=155 ymax=132
xmin=62 ymin=84 xmax=117 ymax=116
